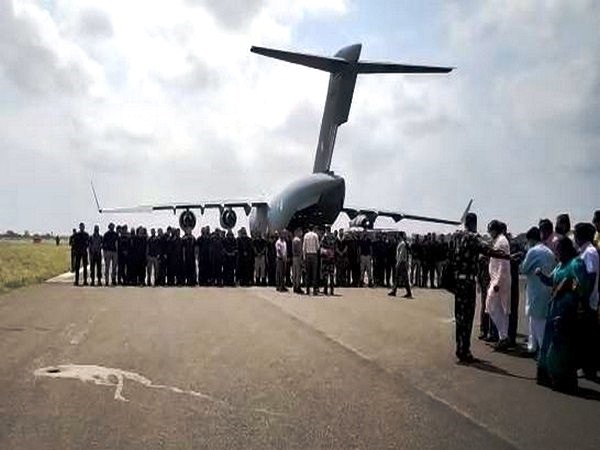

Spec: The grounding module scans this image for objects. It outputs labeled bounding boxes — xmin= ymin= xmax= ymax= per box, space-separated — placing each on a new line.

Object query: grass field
xmin=0 ymin=241 xmax=70 ymax=294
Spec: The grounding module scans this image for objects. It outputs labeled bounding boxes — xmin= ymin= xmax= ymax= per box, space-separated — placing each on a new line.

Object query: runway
xmin=0 ymin=281 xmax=598 ymax=449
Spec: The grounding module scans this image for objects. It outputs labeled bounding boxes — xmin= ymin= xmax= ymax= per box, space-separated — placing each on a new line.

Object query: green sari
xmin=538 ymin=257 xmax=590 ymax=391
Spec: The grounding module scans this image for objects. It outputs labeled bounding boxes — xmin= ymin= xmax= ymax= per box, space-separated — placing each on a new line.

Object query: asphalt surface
xmin=0 ymin=280 xmax=599 ymax=449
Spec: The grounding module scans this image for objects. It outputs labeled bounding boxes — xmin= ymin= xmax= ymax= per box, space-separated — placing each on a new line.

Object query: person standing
xmin=535 ymin=237 xmax=592 ymax=392
xmin=182 ymin=229 xmax=197 ymax=286
xmin=253 ymin=233 xmax=267 ymax=286
xmin=196 ymin=226 xmax=211 ymax=286
xmin=210 ymin=229 xmax=224 ymax=287
xmin=117 ymin=225 xmax=130 ymax=285
xmin=539 ymin=219 xmax=559 ymax=256
xmin=88 ymin=225 xmax=103 ymax=286
xmin=320 ymin=227 xmax=336 ymax=296
xmin=303 ymin=226 xmax=320 ymax=295
xmin=291 ymin=229 xmax=304 ymax=294
xmin=358 ymin=231 xmax=373 ymax=287
xmin=450 ymin=213 xmax=510 ymax=363
xmin=520 ymin=227 xmax=556 ymax=355
xmin=223 ymin=230 xmax=237 ymax=286
xmin=157 ymin=228 xmax=167 ymax=286
xmin=593 ymin=210 xmax=600 ymax=248
xmin=73 ymin=223 xmax=89 ymax=286
xmin=102 ymin=223 xmax=118 ymax=286
xmin=237 ymin=228 xmax=253 ymax=286
xmin=486 ymin=220 xmax=512 ymax=351
xmin=275 ymin=231 xmax=288 ymax=292
xmin=388 ymin=231 xmax=413 ymax=298
xmin=147 ymin=228 xmax=160 ymax=286
xmin=69 ymin=228 xmax=76 ymax=272
xmin=574 ymin=222 xmax=599 ymax=380
xmin=477 ymin=254 xmax=497 ymax=342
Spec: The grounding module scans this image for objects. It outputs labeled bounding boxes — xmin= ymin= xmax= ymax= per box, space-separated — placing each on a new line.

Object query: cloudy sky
xmin=1 ymin=0 xmax=598 ymax=235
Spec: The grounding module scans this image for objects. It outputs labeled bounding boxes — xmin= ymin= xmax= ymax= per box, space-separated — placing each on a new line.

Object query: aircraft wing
xmin=342 ymin=199 xmax=473 ymax=227
xmin=92 ymin=183 xmax=267 ymax=216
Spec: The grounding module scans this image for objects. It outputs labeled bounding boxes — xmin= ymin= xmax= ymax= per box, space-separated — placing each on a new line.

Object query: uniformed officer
xmin=182 ymin=229 xmax=197 ymax=286
xmin=253 ymin=233 xmax=268 ymax=286
xmin=88 ymin=225 xmax=103 ymax=286
xmin=223 ymin=230 xmax=237 ymax=286
xmin=210 ymin=229 xmax=224 ymax=286
xmin=173 ymin=228 xmax=184 ymax=286
xmin=117 ymin=225 xmax=130 ymax=285
xmin=147 ymin=228 xmax=160 ymax=286
xmin=237 ymin=228 xmax=254 ymax=286
xmin=320 ymin=227 xmax=337 ymax=295
xmin=73 ymin=223 xmax=89 ymax=286
xmin=450 ymin=213 xmax=511 ymax=363
xmin=196 ymin=226 xmax=211 ymax=286
xmin=335 ymin=229 xmax=348 ymax=287
xmin=102 ymin=223 xmax=118 ymax=286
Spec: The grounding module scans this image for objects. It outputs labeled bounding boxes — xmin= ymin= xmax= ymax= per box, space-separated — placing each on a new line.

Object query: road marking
xmin=34 ymin=364 xmax=287 ymax=417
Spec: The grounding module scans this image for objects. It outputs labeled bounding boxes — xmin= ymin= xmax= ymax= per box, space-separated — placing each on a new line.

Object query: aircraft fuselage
xmin=248 ymin=173 xmax=345 ymax=235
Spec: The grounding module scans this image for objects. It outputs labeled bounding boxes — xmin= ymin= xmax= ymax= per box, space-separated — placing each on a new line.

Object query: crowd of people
xmin=450 ymin=210 xmax=600 ymax=395
xmin=67 ymin=223 xmax=447 ymax=294
xmin=68 ymin=209 xmax=600 ymax=393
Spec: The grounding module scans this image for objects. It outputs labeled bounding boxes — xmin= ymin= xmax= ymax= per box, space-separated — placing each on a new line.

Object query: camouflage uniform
xmin=451 ymin=231 xmax=489 ymax=360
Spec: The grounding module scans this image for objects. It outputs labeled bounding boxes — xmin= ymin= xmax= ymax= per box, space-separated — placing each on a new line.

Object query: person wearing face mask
xmin=520 ymin=227 xmax=556 ymax=356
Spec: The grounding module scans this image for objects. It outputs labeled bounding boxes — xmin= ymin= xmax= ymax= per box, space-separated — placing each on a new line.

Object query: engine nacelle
xmin=179 ymin=210 xmax=197 ymax=231
xmin=348 ymin=214 xmax=375 ymax=229
xmin=220 ymin=208 xmax=237 ymax=229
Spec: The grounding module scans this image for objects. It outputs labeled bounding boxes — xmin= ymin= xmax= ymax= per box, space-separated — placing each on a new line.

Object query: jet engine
xmin=349 ymin=214 xmax=375 ymax=229
xmin=220 ymin=208 xmax=237 ymax=229
xmin=179 ymin=210 xmax=197 ymax=231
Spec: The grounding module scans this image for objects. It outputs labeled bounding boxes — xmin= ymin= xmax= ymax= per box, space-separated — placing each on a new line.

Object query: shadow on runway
xmin=468 ymin=359 xmax=535 ymax=381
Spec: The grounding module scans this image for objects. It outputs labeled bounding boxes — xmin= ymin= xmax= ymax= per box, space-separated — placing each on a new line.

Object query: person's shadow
xmin=468 ymin=358 xmax=534 ymax=381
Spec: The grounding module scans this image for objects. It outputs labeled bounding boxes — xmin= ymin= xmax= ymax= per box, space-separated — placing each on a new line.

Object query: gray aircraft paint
xmin=97 ymin=44 xmax=456 ymax=233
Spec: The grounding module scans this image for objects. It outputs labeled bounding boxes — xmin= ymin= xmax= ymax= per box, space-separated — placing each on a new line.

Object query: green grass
xmin=0 ymin=241 xmax=70 ymax=294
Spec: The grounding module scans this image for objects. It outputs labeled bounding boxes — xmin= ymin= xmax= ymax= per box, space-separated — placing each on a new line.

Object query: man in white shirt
xmin=275 ymin=230 xmax=288 ymax=292
xmin=303 ymin=226 xmax=320 ymax=295
xmin=388 ymin=232 xmax=413 ymax=298
xmin=575 ymin=222 xmax=599 ymax=379
xmin=486 ymin=220 xmax=512 ymax=350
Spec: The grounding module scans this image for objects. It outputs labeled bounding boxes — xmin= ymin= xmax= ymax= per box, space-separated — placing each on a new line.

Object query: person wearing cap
xmin=449 ymin=213 xmax=511 ymax=363
xmin=102 ymin=223 xmax=118 ymax=286
xmin=520 ymin=226 xmax=556 ymax=355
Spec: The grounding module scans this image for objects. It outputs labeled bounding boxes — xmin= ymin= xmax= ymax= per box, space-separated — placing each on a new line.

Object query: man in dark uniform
xmin=223 ymin=230 xmax=237 ymax=286
xmin=451 ymin=213 xmax=511 ymax=363
xmin=117 ymin=225 xmax=130 ymax=285
xmin=147 ymin=228 xmax=160 ymax=286
xmin=253 ymin=233 xmax=268 ymax=286
xmin=128 ymin=227 xmax=139 ymax=286
xmin=196 ymin=226 xmax=211 ymax=286
xmin=165 ymin=227 xmax=176 ymax=286
xmin=347 ymin=232 xmax=360 ymax=287
xmin=88 ymin=225 xmax=103 ymax=286
xmin=173 ymin=228 xmax=184 ymax=286
xmin=73 ymin=223 xmax=89 ymax=286
xmin=69 ymin=228 xmax=77 ymax=272
xmin=210 ymin=229 xmax=224 ymax=286
xmin=507 ymin=226 xmax=524 ymax=347
xmin=102 ymin=223 xmax=118 ymax=286
xmin=372 ymin=233 xmax=385 ymax=287
xmin=182 ymin=228 xmax=197 ymax=286
xmin=335 ymin=229 xmax=348 ymax=287
xmin=237 ymin=228 xmax=254 ymax=286
xmin=266 ymin=233 xmax=277 ymax=287
xmin=156 ymin=228 xmax=167 ymax=286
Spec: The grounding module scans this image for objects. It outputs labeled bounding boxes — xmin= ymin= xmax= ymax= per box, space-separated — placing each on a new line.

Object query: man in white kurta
xmin=486 ymin=221 xmax=512 ymax=346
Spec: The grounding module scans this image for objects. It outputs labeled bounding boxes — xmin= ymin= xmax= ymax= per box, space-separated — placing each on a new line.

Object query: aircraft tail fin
xmin=251 ymin=44 xmax=453 ymax=174
xmin=250 ymin=46 xmax=347 ymax=73
xmin=460 ymin=199 xmax=474 ymax=224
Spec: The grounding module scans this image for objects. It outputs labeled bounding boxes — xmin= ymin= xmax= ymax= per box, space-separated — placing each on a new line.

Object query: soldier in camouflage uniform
xmin=451 ymin=213 xmax=511 ymax=363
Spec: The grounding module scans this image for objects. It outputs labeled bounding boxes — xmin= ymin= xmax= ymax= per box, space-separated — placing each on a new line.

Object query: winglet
xmin=91 ymin=181 xmax=102 ymax=213
xmin=460 ymin=199 xmax=473 ymax=224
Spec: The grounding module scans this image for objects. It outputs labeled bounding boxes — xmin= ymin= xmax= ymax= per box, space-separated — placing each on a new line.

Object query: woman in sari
xmin=535 ymin=237 xmax=592 ymax=393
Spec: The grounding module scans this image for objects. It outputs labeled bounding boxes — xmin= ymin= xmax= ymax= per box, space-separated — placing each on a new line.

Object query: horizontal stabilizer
xmin=356 ymin=61 xmax=453 ymax=74
xmin=250 ymin=46 xmax=347 ymax=73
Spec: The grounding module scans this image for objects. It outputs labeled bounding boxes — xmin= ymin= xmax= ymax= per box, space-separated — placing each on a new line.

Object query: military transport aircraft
xmin=93 ymin=43 xmax=471 ymax=233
